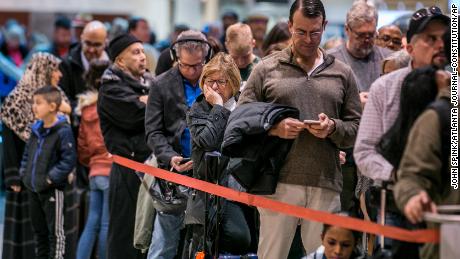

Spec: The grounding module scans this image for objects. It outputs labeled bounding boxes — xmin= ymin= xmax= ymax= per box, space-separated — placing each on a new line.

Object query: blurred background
xmin=0 ymin=0 xmax=453 ymax=46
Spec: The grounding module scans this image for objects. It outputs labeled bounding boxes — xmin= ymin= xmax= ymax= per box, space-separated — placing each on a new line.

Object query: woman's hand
xmin=204 ymin=85 xmax=223 ymax=106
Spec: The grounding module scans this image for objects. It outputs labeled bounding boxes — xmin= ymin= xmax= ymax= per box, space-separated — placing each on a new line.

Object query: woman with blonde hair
xmin=184 ymin=52 xmax=252 ymax=257
xmin=0 ymin=52 xmax=71 ymax=258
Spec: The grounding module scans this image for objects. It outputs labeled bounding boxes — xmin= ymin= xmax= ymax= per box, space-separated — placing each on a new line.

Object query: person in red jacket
xmin=75 ymin=59 xmax=111 ymax=259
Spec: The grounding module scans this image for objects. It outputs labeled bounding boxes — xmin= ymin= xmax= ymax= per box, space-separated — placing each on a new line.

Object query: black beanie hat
xmin=108 ymin=34 xmax=142 ymax=61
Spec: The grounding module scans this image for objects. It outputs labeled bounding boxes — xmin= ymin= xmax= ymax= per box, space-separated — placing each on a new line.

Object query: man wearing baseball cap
xmin=98 ymin=33 xmax=153 ymax=259
xmin=354 ymin=6 xmax=449 ymax=254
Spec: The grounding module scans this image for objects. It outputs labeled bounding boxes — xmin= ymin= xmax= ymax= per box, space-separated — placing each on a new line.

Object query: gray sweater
xmin=327 ymin=44 xmax=393 ymax=92
xmin=238 ymin=47 xmax=362 ymax=193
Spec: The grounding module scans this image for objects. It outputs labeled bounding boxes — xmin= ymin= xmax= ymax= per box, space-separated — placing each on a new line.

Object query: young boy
xmin=18 ymin=85 xmax=76 ymax=259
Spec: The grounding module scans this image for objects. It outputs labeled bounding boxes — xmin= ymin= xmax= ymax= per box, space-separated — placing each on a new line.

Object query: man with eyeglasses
xmin=328 ymin=2 xmax=393 ymax=104
xmin=145 ymin=30 xmax=210 ymax=259
xmin=376 ymin=25 xmax=403 ymax=51
xmin=326 ymin=1 xmax=393 ymax=214
xmin=225 ymin=23 xmax=260 ymax=88
xmin=59 ymin=21 xmax=109 ymax=105
xmin=354 ymin=5 xmax=450 ymax=254
xmin=238 ymin=0 xmax=361 ymax=258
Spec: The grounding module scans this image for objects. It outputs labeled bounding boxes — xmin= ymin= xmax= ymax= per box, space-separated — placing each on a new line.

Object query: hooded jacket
xmin=221 ymin=102 xmax=299 ymax=194
xmin=20 ymin=115 xmax=76 ymax=192
xmin=98 ymin=65 xmax=152 ymax=162
xmin=76 ymin=90 xmax=112 ymax=177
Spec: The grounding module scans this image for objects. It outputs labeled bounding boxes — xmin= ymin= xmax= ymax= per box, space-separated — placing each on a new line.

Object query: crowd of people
xmin=0 ymin=0 xmax=457 ymax=259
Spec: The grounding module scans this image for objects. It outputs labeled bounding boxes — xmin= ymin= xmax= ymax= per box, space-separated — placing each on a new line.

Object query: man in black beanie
xmin=98 ymin=33 xmax=152 ymax=259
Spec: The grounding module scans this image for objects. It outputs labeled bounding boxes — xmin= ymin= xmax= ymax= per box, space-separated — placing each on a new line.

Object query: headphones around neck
xmin=169 ymin=36 xmax=213 ymax=63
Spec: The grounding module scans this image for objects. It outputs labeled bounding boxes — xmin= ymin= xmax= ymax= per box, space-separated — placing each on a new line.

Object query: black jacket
xmin=221 ymin=102 xmax=299 ymax=194
xmin=98 ymin=66 xmax=152 ymax=162
xmin=187 ymin=95 xmax=231 ymax=181
xmin=145 ymin=66 xmax=189 ymax=169
xmin=185 ymin=95 xmax=231 ymax=224
xmin=59 ymin=44 xmax=86 ymax=103
xmin=20 ymin=116 xmax=76 ymax=192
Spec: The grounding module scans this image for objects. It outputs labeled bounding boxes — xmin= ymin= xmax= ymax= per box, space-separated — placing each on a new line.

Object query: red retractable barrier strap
xmin=113 ymin=155 xmax=439 ymax=244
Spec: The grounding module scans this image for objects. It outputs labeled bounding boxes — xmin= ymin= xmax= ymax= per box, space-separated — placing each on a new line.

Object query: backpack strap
xmin=427 ymin=97 xmax=451 ymax=186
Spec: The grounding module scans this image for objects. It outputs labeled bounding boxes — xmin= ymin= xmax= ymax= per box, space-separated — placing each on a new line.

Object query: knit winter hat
xmin=108 ymin=34 xmax=141 ymax=61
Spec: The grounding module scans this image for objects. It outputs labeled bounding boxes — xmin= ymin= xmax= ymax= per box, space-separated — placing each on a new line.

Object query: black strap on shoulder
xmin=427 ymin=97 xmax=451 ymax=185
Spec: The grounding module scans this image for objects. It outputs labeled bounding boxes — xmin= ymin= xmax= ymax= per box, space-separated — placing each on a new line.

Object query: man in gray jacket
xmin=238 ymin=0 xmax=361 ymax=258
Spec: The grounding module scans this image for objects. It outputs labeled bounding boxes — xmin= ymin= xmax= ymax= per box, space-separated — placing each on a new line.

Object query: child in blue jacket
xmin=17 ymin=85 xmax=76 ymax=259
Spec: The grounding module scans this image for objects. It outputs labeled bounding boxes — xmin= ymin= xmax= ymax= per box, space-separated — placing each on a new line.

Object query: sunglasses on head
xmin=412 ymin=6 xmax=442 ymax=21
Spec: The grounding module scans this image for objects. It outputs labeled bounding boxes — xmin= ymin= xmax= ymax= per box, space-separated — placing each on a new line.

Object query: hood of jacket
xmin=75 ymin=90 xmax=98 ymax=116
xmin=31 ymin=115 xmax=68 ymax=138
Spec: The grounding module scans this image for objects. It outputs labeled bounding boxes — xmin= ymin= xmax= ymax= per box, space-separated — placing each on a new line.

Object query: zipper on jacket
xmin=31 ymin=136 xmax=45 ymax=192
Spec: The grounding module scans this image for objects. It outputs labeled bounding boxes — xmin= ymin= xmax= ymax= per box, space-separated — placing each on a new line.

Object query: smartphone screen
xmin=303 ymin=120 xmax=321 ymax=125
xmin=179 ymin=158 xmax=191 ymax=165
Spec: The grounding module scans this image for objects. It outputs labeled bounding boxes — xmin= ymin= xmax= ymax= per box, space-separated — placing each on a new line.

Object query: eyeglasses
xmin=178 ymin=60 xmax=205 ymax=70
xmin=82 ymin=40 xmax=105 ymax=50
xmin=378 ymin=35 xmax=402 ymax=46
xmin=347 ymin=25 xmax=376 ymax=40
xmin=292 ymin=30 xmax=322 ymax=41
xmin=412 ymin=6 xmax=442 ymax=21
xmin=204 ymin=79 xmax=227 ymax=87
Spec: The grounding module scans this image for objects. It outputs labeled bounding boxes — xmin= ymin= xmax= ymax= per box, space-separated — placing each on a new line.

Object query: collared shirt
xmin=181 ymin=79 xmax=201 ymax=158
xmin=307 ymin=50 xmax=324 ymax=76
xmin=354 ymin=65 xmax=412 ymax=181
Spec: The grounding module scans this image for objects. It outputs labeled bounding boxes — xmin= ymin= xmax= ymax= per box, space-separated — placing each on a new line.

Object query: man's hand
xmin=404 ymin=190 xmax=437 ymax=224
xmin=268 ymin=118 xmax=305 ymax=139
xmin=339 ymin=151 xmax=346 ymax=165
xmin=304 ymin=113 xmax=335 ymax=139
xmin=170 ymin=156 xmax=193 ymax=173
xmin=359 ymin=92 xmax=369 ymax=107
xmin=11 ymin=185 xmax=21 ymax=192
xmin=139 ymin=95 xmax=148 ymax=104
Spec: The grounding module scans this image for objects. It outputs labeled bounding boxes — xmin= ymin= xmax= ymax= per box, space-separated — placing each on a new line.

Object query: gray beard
xmin=353 ymin=46 xmax=373 ymax=58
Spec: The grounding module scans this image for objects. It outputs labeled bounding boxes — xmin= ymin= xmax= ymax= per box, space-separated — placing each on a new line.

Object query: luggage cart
xmin=424 ymin=205 xmax=460 ymax=259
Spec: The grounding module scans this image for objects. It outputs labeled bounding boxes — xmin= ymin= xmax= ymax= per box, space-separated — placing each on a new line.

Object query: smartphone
xmin=179 ymin=158 xmax=191 ymax=165
xmin=304 ymin=120 xmax=321 ymax=125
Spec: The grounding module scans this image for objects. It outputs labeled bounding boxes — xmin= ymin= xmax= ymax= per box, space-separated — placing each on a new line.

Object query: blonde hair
xmin=199 ymin=52 xmax=241 ymax=96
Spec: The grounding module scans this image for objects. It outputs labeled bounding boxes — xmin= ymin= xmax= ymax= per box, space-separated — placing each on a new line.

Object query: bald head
xmin=82 ymin=21 xmax=107 ymax=37
xmin=377 ymin=25 xmax=403 ymax=51
xmin=81 ymin=21 xmax=108 ymax=62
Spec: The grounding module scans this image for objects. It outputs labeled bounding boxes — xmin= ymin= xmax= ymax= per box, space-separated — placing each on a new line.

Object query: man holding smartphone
xmin=145 ymin=30 xmax=210 ymax=258
xmin=237 ymin=0 xmax=361 ymax=258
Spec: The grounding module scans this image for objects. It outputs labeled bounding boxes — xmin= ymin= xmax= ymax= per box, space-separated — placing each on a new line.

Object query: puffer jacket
xmin=76 ymin=90 xmax=112 ymax=177
xmin=221 ymin=102 xmax=299 ymax=194
xmin=20 ymin=115 xmax=76 ymax=192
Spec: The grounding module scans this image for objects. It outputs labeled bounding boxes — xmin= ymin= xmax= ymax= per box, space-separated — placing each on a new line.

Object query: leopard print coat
xmin=1 ymin=52 xmax=70 ymax=142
